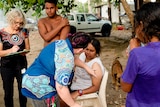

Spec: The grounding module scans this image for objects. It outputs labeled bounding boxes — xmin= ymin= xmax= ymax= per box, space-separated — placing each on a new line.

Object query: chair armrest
xmin=76 ymin=92 xmax=99 ymax=100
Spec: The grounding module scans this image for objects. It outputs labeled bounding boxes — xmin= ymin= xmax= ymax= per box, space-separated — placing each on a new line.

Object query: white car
xmin=26 ymin=18 xmax=37 ymax=24
xmin=66 ymin=13 xmax=112 ymax=37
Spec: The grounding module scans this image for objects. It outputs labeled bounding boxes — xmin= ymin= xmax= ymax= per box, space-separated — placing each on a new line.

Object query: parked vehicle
xmin=26 ymin=18 xmax=37 ymax=24
xmin=66 ymin=13 xmax=112 ymax=37
xmin=25 ymin=18 xmax=38 ymax=31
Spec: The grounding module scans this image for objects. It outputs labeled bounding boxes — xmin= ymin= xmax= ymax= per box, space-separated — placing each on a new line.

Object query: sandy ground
xmin=0 ymin=30 xmax=132 ymax=107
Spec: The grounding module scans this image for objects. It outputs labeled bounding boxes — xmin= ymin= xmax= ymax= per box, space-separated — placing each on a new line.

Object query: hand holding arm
xmin=71 ymin=62 xmax=103 ymax=98
xmin=56 ymin=81 xmax=82 ymax=107
xmin=74 ymin=56 xmax=96 ymax=77
xmin=38 ymin=17 xmax=70 ymax=42
xmin=59 ymin=18 xmax=70 ymax=40
xmin=59 ymin=18 xmax=70 ymax=28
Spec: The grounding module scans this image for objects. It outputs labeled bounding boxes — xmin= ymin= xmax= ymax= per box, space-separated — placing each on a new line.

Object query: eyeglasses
xmin=13 ymin=21 xmax=24 ymax=26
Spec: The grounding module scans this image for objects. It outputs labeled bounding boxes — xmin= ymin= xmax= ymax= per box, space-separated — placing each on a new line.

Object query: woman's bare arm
xmin=71 ymin=62 xmax=103 ymax=99
xmin=74 ymin=56 xmax=96 ymax=77
xmin=120 ymin=78 xmax=133 ymax=92
xmin=56 ymin=82 xmax=81 ymax=107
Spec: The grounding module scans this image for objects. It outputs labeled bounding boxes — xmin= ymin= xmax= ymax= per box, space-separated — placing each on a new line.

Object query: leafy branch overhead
xmin=0 ymin=0 xmax=77 ymax=17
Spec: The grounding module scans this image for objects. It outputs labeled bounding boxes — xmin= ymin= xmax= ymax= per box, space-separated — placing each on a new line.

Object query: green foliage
xmin=0 ymin=0 xmax=77 ymax=17
xmin=110 ymin=0 xmax=120 ymax=7
xmin=57 ymin=0 xmax=77 ymax=16
xmin=71 ymin=1 xmax=88 ymax=13
xmin=92 ymin=0 xmax=102 ymax=4
xmin=78 ymin=3 xmax=88 ymax=13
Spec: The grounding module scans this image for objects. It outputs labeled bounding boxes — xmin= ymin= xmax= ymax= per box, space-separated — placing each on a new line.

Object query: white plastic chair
xmin=76 ymin=70 xmax=109 ymax=107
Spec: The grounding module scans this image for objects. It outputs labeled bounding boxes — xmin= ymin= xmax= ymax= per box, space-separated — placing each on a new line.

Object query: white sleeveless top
xmin=70 ymin=52 xmax=105 ymax=90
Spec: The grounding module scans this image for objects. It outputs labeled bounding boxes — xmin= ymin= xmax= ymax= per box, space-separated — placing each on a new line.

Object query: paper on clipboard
xmin=5 ymin=49 xmax=30 ymax=56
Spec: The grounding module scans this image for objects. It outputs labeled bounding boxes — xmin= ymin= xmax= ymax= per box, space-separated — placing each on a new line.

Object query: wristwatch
xmin=78 ymin=89 xmax=83 ymax=96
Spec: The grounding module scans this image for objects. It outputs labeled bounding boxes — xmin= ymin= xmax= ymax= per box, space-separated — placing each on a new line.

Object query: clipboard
xmin=5 ymin=49 xmax=30 ymax=56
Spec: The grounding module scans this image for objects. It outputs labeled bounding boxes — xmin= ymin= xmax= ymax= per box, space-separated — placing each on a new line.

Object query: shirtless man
xmin=38 ymin=0 xmax=70 ymax=47
xmin=31 ymin=0 xmax=70 ymax=107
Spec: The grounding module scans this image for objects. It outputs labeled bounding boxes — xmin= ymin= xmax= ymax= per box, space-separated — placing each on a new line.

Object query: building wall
xmin=101 ymin=5 xmax=109 ymax=19
xmin=111 ymin=1 xmax=135 ymax=23
xmin=0 ymin=10 xmax=7 ymax=29
xmin=111 ymin=4 xmax=119 ymax=23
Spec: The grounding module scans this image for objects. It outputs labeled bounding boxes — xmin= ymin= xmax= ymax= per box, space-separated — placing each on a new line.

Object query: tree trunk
xmin=134 ymin=0 xmax=143 ymax=11
xmin=108 ymin=0 xmax=112 ymax=21
xmin=120 ymin=0 xmax=134 ymax=27
xmin=118 ymin=3 xmax=122 ymax=24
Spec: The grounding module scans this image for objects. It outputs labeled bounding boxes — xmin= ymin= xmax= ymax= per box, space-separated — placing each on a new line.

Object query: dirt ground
xmin=0 ymin=30 xmax=132 ymax=107
xmin=97 ymin=30 xmax=132 ymax=107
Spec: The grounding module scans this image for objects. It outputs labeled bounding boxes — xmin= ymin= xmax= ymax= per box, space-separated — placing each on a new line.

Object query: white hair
xmin=6 ymin=9 xmax=26 ymax=27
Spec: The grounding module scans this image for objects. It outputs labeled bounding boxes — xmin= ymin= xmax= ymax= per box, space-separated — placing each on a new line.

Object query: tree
xmin=120 ymin=0 xmax=134 ymax=27
xmin=91 ymin=0 xmax=102 ymax=12
xmin=111 ymin=0 xmax=134 ymax=28
xmin=0 ymin=0 xmax=77 ymax=17
xmin=134 ymin=0 xmax=143 ymax=11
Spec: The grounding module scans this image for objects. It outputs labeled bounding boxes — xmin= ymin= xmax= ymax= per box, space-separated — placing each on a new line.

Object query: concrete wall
xmin=101 ymin=5 xmax=109 ymax=19
xmin=111 ymin=4 xmax=119 ymax=23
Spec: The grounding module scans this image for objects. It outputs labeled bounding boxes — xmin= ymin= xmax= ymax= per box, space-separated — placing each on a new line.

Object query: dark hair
xmin=45 ymin=0 xmax=58 ymax=5
xmin=134 ymin=2 xmax=160 ymax=41
xmin=90 ymin=37 xmax=101 ymax=55
xmin=68 ymin=32 xmax=91 ymax=49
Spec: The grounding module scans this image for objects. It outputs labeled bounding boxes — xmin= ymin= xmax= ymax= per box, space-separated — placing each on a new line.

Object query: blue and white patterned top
xmin=21 ymin=39 xmax=74 ymax=100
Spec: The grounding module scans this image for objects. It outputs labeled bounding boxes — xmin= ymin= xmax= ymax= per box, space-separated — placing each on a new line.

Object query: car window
xmin=66 ymin=14 xmax=74 ymax=21
xmin=86 ymin=14 xmax=98 ymax=21
xmin=76 ymin=14 xmax=85 ymax=22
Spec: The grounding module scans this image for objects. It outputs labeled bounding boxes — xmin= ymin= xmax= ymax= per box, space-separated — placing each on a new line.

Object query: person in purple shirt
xmin=121 ymin=2 xmax=160 ymax=107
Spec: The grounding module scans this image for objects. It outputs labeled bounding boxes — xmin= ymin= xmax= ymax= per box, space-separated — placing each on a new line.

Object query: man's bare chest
xmin=45 ymin=20 xmax=61 ymax=29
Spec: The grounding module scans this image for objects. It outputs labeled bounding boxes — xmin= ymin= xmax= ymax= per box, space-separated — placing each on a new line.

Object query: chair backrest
xmin=98 ymin=69 xmax=109 ymax=107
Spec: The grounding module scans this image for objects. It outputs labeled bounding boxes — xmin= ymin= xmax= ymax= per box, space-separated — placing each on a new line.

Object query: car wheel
xmin=70 ymin=26 xmax=76 ymax=34
xmin=101 ymin=24 xmax=112 ymax=37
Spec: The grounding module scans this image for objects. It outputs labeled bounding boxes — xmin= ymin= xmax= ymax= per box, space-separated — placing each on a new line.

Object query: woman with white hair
xmin=0 ymin=9 xmax=30 ymax=107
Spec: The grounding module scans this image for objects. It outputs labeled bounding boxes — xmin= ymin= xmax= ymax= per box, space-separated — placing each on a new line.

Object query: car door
xmin=86 ymin=13 xmax=101 ymax=33
xmin=75 ymin=14 xmax=89 ymax=32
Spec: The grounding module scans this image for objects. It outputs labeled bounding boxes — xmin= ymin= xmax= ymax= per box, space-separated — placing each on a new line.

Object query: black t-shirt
xmin=0 ymin=28 xmax=29 ymax=68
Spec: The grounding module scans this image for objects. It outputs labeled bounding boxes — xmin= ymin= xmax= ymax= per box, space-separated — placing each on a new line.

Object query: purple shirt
xmin=122 ymin=42 xmax=160 ymax=107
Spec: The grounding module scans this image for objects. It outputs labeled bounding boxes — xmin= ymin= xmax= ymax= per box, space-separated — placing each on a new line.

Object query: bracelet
xmin=78 ymin=89 xmax=83 ymax=96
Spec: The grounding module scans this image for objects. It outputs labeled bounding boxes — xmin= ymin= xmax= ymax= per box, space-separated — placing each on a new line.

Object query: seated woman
xmin=60 ymin=37 xmax=105 ymax=106
xmin=71 ymin=37 xmax=105 ymax=97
